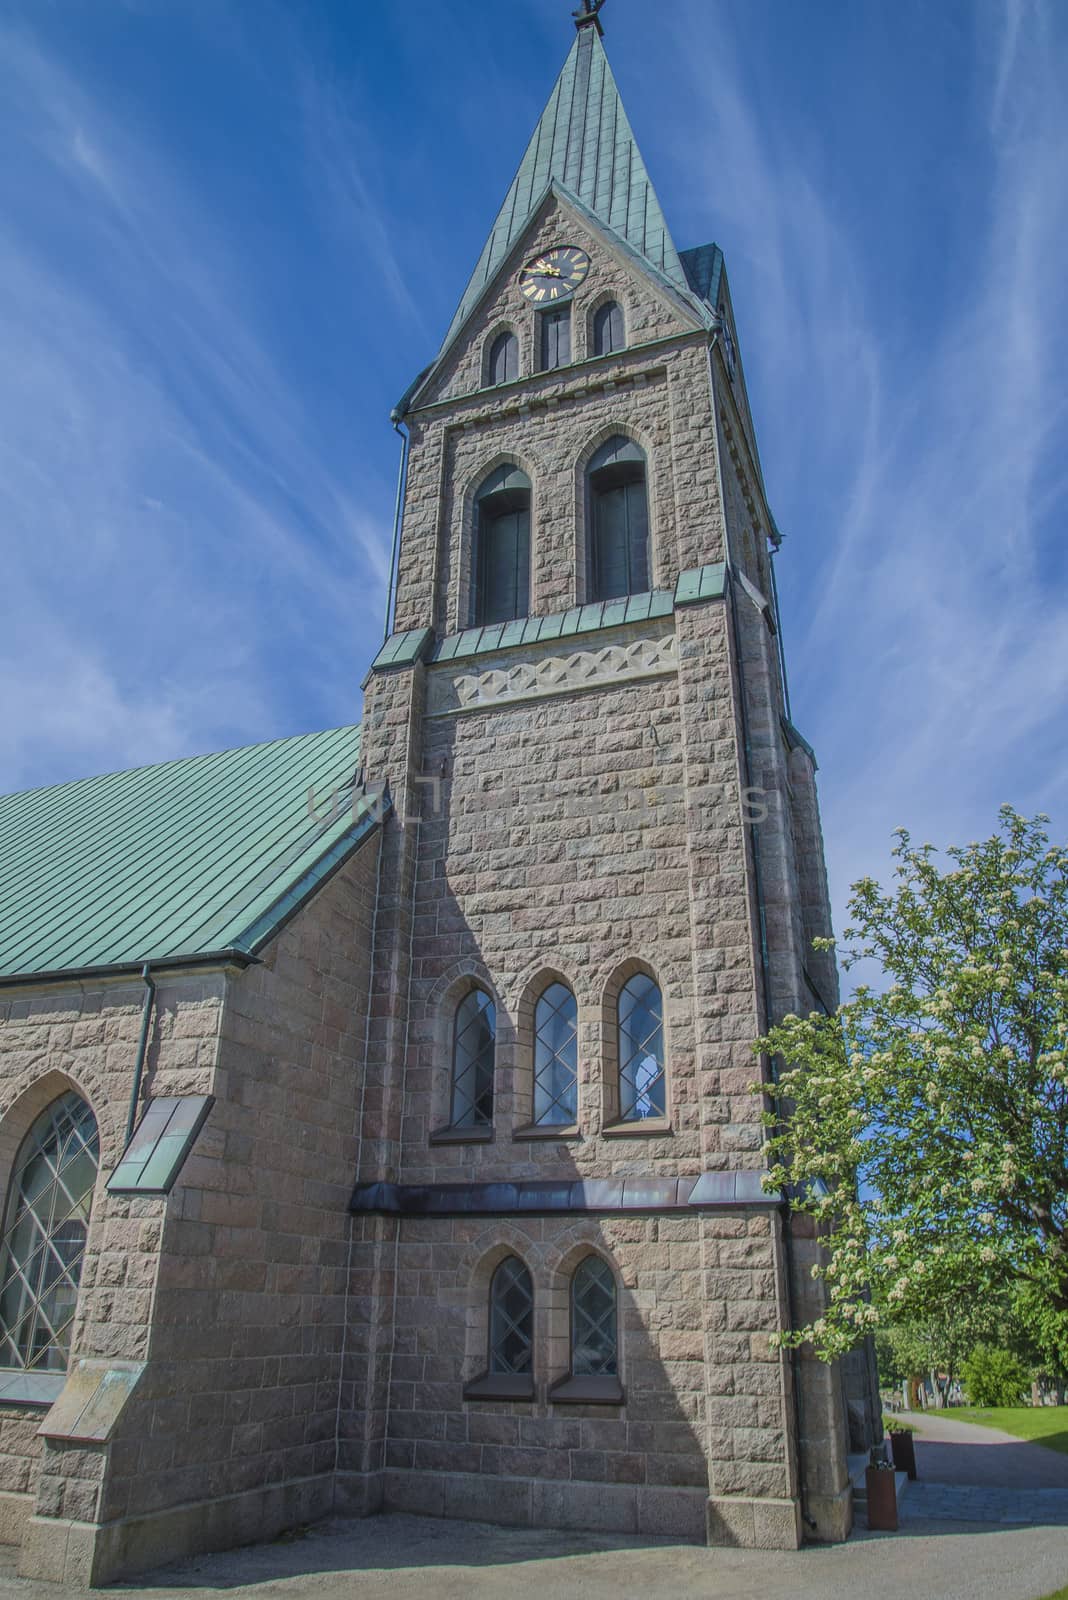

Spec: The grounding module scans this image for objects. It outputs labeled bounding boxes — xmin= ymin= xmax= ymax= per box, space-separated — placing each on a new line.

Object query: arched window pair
xmin=531 ymin=970 xmax=666 ymax=1125
xmin=0 ymin=1091 xmax=99 ymax=1380
xmin=483 ymin=1254 xmax=618 ymax=1383
xmin=448 ymin=972 xmax=664 ymax=1132
xmin=469 ymin=434 xmax=651 ymax=628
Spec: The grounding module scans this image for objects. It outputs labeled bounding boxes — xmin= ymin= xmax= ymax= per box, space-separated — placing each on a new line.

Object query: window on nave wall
xmin=0 ymin=1090 xmax=99 ymax=1378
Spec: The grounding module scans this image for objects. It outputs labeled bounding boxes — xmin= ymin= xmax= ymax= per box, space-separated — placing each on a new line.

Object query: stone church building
xmin=0 ymin=10 xmax=878 ymax=1585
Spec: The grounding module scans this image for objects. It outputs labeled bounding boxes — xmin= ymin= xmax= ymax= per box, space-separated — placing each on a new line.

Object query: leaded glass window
xmin=489 ymin=1256 xmax=533 ymax=1374
xmin=472 ymin=464 xmax=531 ymax=627
xmin=451 ymin=988 xmax=496 ymax=1128
xmin=488 ymin=330 xmax=519 ymax=386
xmin=588 ymin=435 xmax=649 ymax=601
xmin=533 ymin=981 xmax=578 ymax=1126
xmin=571 ymin=1256 xmax=617 ymax=1376
xmin=618 ymin=973 xmax=665 ymax=1120
xmin=592 ymin=300 xmax=624 ymax=357
xmin=0 ymin=1092 xmax=99 ymax=1374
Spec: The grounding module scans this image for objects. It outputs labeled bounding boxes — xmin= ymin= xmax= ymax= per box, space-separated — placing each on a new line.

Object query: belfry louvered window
xmin=489 ymin=1256 xmax=534 ymax=1374
xmin=472 ymin=464 xmax=531 ymax=627
xmin=539 ymin=306 xmax=571 ymax=370
xmin=571 ymin=1256 xmax=618 ymax=1376
xmin=533 ymin=981 xmax=578 ymax=1126
xmin=587 ymin=435 xmax=650 ymax=601
xmin=450 ymin=988 xmax=496 ymax=1129
xmin=592 ymin=300 xmax=624 ymax=357
xmin=0 ymin=1092 xmax=99 ymax=1375
xmin=488 ymin=330 xmax=519 ymax=386
xmin=617 ymin=973 xmax=665 ymax=1120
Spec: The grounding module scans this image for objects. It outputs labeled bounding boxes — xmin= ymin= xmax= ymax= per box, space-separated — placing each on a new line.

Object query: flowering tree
xmin=755 ymin=807 xmax=1068 ymax=1361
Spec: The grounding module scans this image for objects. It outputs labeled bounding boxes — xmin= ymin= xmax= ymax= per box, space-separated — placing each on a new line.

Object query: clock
xmin=519 ymin=246 xmax=591 ymax=304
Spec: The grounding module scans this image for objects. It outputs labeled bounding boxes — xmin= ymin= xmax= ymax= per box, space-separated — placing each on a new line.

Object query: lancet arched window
xmin=489 ymin=1256 xmax=534 ymax=1374
xmin=617 ymin=972 xmax=665 ymax=1120
xmin=533 ymin=980 xmax=578 ymax=1126
xmin=0 ymin=1092 xmax=99 ymax=1376
xmin=471 ymin=464 xmax=531 ymax=627
xmin=450 ymin=987 xmax=496 ymax=1129
xmin=487 ymin=330 xmax=519 ymax=386
xmin=587 ymin=435 xmax=650 ymax=601
xmin=592 ymin=300 xmax=624 ymax=357
xmin=571 ymin=1256 xmax=618 ymax=1376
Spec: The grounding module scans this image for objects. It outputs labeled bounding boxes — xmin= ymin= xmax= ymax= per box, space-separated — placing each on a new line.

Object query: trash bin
xmin=866 ymin=1463 xmax=898 ymax=1530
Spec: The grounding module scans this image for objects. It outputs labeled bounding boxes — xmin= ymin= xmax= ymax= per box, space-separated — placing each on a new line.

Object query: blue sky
xmin=2 ymin=0 xmax=1066 ymax=928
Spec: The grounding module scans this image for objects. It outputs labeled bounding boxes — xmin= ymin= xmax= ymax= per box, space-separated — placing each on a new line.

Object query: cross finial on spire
xmin=572 ymin=0 xmax=606 ymax=36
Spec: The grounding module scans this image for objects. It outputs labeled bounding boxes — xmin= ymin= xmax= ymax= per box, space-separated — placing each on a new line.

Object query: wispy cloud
xmin=0 ymin=19 xmax=396 ymax=791
xmin=667 ymin=0 xmax=1068 ymax=921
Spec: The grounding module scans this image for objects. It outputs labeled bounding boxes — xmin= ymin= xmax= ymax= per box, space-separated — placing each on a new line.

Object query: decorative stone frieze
xmin=435 ymin=632 xmax=677 ymax=716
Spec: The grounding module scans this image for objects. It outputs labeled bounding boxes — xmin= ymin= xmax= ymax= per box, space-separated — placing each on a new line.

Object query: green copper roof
xmin=0 ymin=724 xmax=380 ymax=981
xmin=432 ymin=589 xmax=674 ymax=664
xmin=443 ymin=26 xmax=692 ymax=347
xmin=674 ymin=563 xmax=727 ymax=605
xmin=679 ymin=244 xmax=724 ymax=308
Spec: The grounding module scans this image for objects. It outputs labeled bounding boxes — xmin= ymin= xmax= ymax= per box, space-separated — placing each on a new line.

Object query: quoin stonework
xmin=0 ymin=10 xmax=880 ymax=1584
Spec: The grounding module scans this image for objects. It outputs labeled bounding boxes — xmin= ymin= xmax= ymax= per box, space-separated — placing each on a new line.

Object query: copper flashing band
xmin=349 ymin=1171 xmax=780 ymax=1217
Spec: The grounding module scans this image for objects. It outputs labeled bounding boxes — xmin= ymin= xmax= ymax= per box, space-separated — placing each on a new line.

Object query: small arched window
xmin=472 ymin=464 xmax=531 ymax=627
xmin=451 ymin=988 xmax=496 ymax=1129
xmin=617 ymin=972 xmax=664 ymax=1120
xmin=587 ymin=436 xmax=650 ymax=601
xmin=592 ymin=300 xmax=624 ymax=357
xmin=0 ymin=1091 xmax=99 ymax=1375
xmin=533 ymin=981 xmax=578 ymax=1127
xmin=489 ymin=1256 xmax=534 ymax=1374
xmin=487 ymin=330 xmax=519 ymax=386
xmin=571 ymin=1256 xmax=618 ymax=1376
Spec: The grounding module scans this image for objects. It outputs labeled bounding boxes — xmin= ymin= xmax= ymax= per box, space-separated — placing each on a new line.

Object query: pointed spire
xmin=440 ymin=24 xmax=693 ymax=349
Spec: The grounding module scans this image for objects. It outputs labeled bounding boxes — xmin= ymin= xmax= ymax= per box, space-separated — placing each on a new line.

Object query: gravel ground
xmin=0 ymin=1413 xmax=1064 ymax=1599
xmin=0 ymin=1508 xmax=1062 ymax=1600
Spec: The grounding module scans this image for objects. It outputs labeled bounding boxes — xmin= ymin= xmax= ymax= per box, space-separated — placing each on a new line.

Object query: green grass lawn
xmin=951 ymin=1405 xmax=1068 ymax=1455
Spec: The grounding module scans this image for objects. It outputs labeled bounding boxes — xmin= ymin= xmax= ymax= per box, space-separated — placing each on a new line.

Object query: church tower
xmin=345 ymin=6 xmax=879 ymax=1547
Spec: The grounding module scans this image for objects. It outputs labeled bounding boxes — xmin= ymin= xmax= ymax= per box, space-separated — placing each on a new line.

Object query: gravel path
xmin=902 ymin=1409 xmax=1068 ymax=1488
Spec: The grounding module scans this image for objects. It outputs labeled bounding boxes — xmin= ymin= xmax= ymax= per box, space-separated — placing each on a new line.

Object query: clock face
xmin=519 ymin=246 xmax=591 ymax=304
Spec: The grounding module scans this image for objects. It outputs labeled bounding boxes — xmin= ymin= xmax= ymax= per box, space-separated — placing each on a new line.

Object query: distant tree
xmin=754 ymin=808 xmax=1068 ymax=1361
xmin=880 ymin=1284 xmax=1006 ymax=1405
xmin=961 ymin=1345 xmax=1030 ymax=1408
xmin=1013 ymin=1282 xmax=1068 ymax=1400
